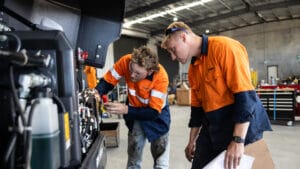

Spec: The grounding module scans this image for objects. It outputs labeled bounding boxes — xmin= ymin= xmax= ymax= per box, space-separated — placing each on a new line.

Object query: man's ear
xmin=180 ymin=31 xmax=186 ymax=42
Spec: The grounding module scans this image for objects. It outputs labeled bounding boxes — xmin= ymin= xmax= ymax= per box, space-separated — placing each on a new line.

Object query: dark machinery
xmin=0 ymin=0 xmax=125 ymax=169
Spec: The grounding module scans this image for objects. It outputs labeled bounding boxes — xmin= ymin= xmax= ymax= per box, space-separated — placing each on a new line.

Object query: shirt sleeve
xmin=219 ymin=40 xmax=254 ymax=93
xmin=188 ymin=106 xmax=205 ymax=127
xmin=148 ymin=65 xmax=169 ymax=112
xmin=124 ymin=106 xmax=159 ymax=121
xmin=218 ymin=39 xmax=256 ymax=122
xmin=95 ymin=78 xmax=115 ymax=95
xmin=233 ymin=90 xmax=258 ymax=123
xmin=103 ymin=54 xmax=130 ymax=86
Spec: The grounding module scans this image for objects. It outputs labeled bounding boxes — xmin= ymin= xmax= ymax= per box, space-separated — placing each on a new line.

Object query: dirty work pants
xmin=126 ymin=121 xmax=169 ymax=169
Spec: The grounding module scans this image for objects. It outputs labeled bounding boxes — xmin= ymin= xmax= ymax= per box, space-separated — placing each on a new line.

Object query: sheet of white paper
xmin=203 ymin=150 xmax=255 ymax=169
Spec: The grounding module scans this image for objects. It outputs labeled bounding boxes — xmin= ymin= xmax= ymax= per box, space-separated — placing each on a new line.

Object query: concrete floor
xmin=103 ymin=105 xmax=300 ymax=169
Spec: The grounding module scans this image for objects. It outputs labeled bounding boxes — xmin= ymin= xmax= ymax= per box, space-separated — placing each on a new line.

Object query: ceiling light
xmin=257 ymin=12 xmax=263 ymax=18
xmin=123 ymin=0 xmax=212 ymax=27
xmin=205 ymin=29 xmax=210 ymax=34
xmin=173 ymin=16 xmax=178 ymax=21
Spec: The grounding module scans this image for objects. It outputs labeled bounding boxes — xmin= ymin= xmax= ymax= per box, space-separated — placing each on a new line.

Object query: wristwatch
xmin=232 ymin=136 xmax=245 ymax=143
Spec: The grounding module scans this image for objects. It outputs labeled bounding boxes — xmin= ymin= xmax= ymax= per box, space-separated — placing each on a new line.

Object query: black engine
xmin=0 ymin=0 xmax=125 ymax=169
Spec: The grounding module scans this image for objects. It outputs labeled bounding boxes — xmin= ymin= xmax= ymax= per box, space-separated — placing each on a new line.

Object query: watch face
xmin=233 ymin=136 xmax=245 ymax=143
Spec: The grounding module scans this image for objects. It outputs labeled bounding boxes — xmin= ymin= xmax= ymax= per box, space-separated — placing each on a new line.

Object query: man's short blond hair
xmin=161 ymin=21 xmax=193 ymax=49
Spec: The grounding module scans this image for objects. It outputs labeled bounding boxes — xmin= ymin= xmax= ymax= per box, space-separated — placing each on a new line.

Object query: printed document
xmin=203 ymin=150 xmax=254 ymax=169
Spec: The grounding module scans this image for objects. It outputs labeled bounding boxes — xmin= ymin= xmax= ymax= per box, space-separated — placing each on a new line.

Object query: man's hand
xmin=104 ymin=102 xmax=128 ymax=115
xmin=185 ymin=127 xmax=200 ymax=162
xmin=224 ymin=141 xmax=244 ymax=169
xmin=185 ymin=142 xmax=196 ymax=162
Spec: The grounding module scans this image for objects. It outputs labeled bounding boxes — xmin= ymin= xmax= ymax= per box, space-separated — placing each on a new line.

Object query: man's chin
xmin=130 ymin=78 xmax=137 ymax=82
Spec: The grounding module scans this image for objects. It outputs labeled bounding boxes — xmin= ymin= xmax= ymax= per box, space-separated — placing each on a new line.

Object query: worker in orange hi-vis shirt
xmin=161 ymin=21 xmax=274 ymax=169
xmin=84 ymin=65 xmax=97 ymax=89
xmin=95 ymin=45 xmax=171 ymax=169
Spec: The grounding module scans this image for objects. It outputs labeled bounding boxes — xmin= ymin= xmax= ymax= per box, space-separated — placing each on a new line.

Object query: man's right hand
xmin=185 ymin=142 xmax=195 ymax=162
xmin=185 ymin=127 xmax=200 ymax=162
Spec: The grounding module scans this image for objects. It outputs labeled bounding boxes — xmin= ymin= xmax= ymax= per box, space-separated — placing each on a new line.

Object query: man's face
xmin=129 ymin=61 xmax=149 ymax=82
xmin=166 ymin=33 xmax=189 ymax=64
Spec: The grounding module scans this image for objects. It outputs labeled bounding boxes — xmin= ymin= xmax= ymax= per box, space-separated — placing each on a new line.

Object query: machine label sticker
xmin=64 ymin=112 xmax=71 ymax=149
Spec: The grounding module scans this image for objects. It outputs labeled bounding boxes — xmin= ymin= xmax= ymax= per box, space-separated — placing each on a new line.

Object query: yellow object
xmin=64 ymin=112 xmax=70 ymax=147
xmin=101 ymin=104 xmax=106 ymax=113
xmin=168 ymin=94 xmax=176 ymax=104
xmin=84 ymin=65 xmax=97 ymax=88
xmin=251 ymin=70 xmax=258 ymax=88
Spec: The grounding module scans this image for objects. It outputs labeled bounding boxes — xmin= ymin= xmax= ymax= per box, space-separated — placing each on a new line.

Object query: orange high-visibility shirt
xmin=189 ymin=35 xmax=254 ymax=112
xmin=103 ymin=54 xmax=169 ymax=112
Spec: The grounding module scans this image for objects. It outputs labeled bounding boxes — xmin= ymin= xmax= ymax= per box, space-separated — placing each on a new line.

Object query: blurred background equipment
xmin=0 ymin=0 xmax=125 ymax=169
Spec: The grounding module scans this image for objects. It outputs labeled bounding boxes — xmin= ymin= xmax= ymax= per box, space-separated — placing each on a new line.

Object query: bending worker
xmin=161 ymin=21 xmax=273 ymax=169
xmin=96 ymin=45 xmax=171 ymax=169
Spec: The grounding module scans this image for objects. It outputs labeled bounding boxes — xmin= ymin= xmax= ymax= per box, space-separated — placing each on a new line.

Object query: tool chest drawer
xmin=256 ymin=89 xmax=296 ymax=125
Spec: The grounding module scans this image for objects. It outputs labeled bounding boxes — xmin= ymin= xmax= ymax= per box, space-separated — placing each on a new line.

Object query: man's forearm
xmin=189 ymin=127 xmax=201 ymax=144
xmin=233 ymin=122 xmax=250 ymax=139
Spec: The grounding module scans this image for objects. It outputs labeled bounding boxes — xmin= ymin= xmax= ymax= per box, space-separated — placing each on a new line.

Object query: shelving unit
xmin=256 ymin=89 xmax=296 ymax=125
xmin=116 ymin=84 xmax=127 ymax=103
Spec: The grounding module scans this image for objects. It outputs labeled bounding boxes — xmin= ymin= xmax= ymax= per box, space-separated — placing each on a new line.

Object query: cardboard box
xmin=176 ymin=88 xmax=191 ymax=106
xmin=168 ymin=94 xmax=176 ymax=105
xmin=204 ymin=139 xmax=274 ymax=169
xmin=244 ymin=139 xmax=275 ymax=169
xmin=100 ymin=122 xmax=120 ymax=148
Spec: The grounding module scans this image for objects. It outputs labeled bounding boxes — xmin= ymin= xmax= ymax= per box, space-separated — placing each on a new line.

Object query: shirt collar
xmin=201 ymin=34 xmax=208 ymax=55
xmin=146 ymin=73 xmax=154 ymax=81
xmin=191 ymin=34 xmax=208 ymax=65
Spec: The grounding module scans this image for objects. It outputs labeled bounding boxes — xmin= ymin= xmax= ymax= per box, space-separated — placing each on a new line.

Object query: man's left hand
xmin=104 ymin=102 xmax=128 ymax=115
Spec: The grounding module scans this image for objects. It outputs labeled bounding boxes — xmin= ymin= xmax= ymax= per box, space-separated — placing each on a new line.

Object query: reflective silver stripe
xmin=110 ymin=68 xmax=122 ymax=80
xmin=128 ymin=88 xmax=149 ymax=104
xmin=128 ymin=89 xmax=167 ymax=107
xmin=151 ymin=90 xmax=165 ymax=99
xmin=128 ymin=89 xmax=136 ymax=96
xmin=137 ymin=95 xmax=149 ymax=104
xmin=162 ymin=94 xmax=167 ymax=108
xmin=152 ymin=89 xmax=167 ymax=108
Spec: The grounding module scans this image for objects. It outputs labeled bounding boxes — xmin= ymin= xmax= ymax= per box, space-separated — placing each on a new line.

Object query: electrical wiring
xmin=23 ymin=99 xmax=40 ymax=169
xmin=9 ymin=65 xmax=26 ymax=125
xmin=53 ymin=93 xmax=66 ymax=113
xmin=2 ymin=33 xmax=31 ymax=168
xmin=0 ymin=32 xmax=21 ymax=52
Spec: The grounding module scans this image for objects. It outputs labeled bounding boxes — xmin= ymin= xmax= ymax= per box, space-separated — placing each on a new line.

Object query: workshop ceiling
xmin=123 ymin=0 xmax=300 ymax=39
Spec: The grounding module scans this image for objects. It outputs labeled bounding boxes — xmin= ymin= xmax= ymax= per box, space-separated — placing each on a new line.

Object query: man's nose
xmin=130 ymin=72 xmax=136 ymax=78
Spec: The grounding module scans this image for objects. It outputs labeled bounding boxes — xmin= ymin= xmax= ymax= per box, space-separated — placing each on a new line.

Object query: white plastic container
xmin=31 ymin=98 xmax=59 ymax=134
xmin=31 ymin=97 xmax=60 ymax=169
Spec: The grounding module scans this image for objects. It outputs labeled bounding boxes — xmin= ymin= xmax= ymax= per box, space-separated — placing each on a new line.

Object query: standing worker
xmin=84 ymin=65 xmax=98 ymax=89
xmin=96 ymin=45 xmax=171 ymax=169
xmin=161 ymin=21 xmax=273 ymax=169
